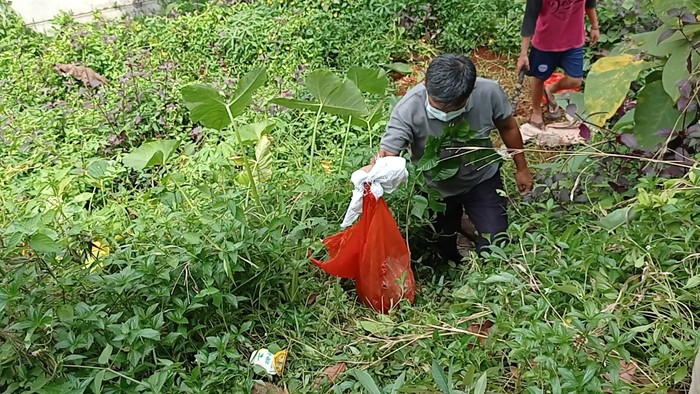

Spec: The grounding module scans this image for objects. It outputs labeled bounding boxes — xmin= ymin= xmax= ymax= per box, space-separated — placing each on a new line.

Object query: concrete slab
xmin=11 ymin=0 xmax=161 ymax=33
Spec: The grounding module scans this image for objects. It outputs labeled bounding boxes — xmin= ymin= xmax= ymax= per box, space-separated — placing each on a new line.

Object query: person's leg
xmin=526 ymin=47 xmax=557 ymax=128
xmin=432 ymin=195 xmax=464 ymax=263
xmin=461 ymin=170 xmax=509 ymax=253
xmin=544 ymin=47 xmax=584 ymax=109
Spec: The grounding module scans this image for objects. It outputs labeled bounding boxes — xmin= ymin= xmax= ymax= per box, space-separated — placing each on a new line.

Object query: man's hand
xmin=515 ymin=168 xmax=533 ymax=194
xmin=516 ymin=54 xmax=530 ymax=75
xmin=589 ymin=28 xmax=600 ymax=45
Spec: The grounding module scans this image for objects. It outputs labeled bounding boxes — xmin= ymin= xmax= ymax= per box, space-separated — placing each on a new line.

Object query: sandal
xmin=543 ymin=86 xmax=562 ymax=119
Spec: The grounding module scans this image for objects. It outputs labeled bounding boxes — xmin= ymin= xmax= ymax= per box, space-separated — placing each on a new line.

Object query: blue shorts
xmin=526 ymin=46 xmax=584 ymax=80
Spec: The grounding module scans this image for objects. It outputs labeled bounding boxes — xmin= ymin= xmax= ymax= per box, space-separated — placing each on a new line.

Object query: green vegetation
xmin=1 ymin=0 xmax=699 ymax=393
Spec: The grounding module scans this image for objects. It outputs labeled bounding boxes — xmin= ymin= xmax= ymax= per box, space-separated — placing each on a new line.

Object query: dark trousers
xmin=433 ymin=170 xmax=508 ymax=262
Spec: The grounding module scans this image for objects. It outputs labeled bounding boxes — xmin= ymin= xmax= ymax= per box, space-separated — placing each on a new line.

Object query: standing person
xmin=371 ymin=54 xmax=533 ymax=262
xmin=516 ymin=0 xmax=600 ymax=129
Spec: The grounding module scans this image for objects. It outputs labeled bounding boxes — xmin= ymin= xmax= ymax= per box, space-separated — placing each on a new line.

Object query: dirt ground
xmin=393 ymin=47 xmax=534 ymax=126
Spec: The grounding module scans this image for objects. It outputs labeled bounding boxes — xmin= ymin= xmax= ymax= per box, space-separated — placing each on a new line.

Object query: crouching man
xmin=373 ymin=54 xmax=532 ymax=262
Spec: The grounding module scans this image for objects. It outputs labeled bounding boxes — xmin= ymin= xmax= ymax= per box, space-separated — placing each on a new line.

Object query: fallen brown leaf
xmin=467 ymin=320 xmax=494 ymax=348
xmin=252 ymin=382 xmax=287 ymax=394
xmin=313 ymin=362 xmax=347 ymax=388
xmin=602 ymin=359 xmax=639 ymax=392
xmin=54 ymin=63 xmax=108 ymax=87
xmin=306 ymin=292 xmax=317 ymax=306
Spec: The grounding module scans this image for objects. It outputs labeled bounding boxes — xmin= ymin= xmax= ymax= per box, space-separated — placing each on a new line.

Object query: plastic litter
xmin=250 ymin=348 xmax=288 ymax=376
xmin=341 ymin=156 xmax=408 ymax=228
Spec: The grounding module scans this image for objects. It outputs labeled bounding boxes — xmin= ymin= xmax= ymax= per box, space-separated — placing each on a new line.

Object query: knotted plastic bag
xmin=311 ymin=184 xmax=415 ymax=313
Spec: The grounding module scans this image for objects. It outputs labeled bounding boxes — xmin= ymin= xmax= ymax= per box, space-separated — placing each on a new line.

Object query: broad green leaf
xmin=453 ymin=284 xmax=475 ymax=300
xmin=685 ymin=275 xmax=700 ymax=289
xmin=663 ymin=46 xmax=691 ymax=102
xmin=98 ymin=344 xmax=113 ymax=365
xmin=29 ymin=233 xmax=60 ymax=253
xmin=272 ymin=70 xmax=368 ymax=117
xmin=358 ymin=320 xmax=391 ymax=335
xmin=92 ymin=369 xmax=105 ymax=394
xmin=473 ymin=372 xmax=488 ymax=394
xmin=674 ymin=365 xmax=688 ymax=384
xmin=87 ymin=159 xmax=109 ymax=179
xmin=181 ymin=84 xmax=231 ymax=130
xmin=237 ymin=120 xmax=276 ymax=144
xmin=599 ymin=206 xmax=639 ymax=230
xmin=653 ymin=0 xmax=699 ymax=21
xmin=137 ymin=328 xmax=161 ymax=340
xmin=410 ymin=195 xmax=428 ymax=218
xmin=386 ymin=62 xmax=413 ymax=74
xmin=431 ymin=360 xmax=451 ymax=394
xmin=632 ymin=28 xmax=687 ymax=58
xmin=147 ymin=370 xmax=169 ymax=393
xmin=123 ymin=140 xmax=180 ymax=171
xmin=584 ymin=55 xmax=647 ymax=126
xmin=431 ymin=158 xmax=461 ymax=181
xmin=352 ymin=370 xmax=382 ymax=394
xmin=634 ymin=80 xmax=683 ymax=149
xmin=484 ymin=272 xmax=517 ymax=284
xmin=229 ymin=67 xmax=268 ymax=116
xmin=347 ymin=66 xmax=389 ymax=94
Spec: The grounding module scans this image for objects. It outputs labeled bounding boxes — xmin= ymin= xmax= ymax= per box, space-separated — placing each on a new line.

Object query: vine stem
xmin=64 ymin=365 xmax=148 ymax=387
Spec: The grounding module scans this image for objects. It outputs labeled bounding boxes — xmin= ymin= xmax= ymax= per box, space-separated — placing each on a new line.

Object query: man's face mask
xmin=426 ymin=99 xmax=466 ymax=122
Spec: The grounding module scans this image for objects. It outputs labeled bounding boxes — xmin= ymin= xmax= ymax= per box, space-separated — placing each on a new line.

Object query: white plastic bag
xmin=341 ymin=156 xmax=408 ymax=228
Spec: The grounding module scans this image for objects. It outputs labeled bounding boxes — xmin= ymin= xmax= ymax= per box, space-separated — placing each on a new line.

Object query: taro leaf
xmin=653 ymin=0 xmax=699 ymax=22
xmin=385 ymin=62 xmax=413 ymax=74
xmin=347 ymin=66 xmax=389 ymax=94
xmin=634 ymin=80 xmax=684 ymax=149
xmin=599 ymin=206 xmax=639 ymax=230
xmin=631 ymin=28 xmax=685 ymax=57
xmin=87 ymin=159 xmax=109 ymax=179
xmin=30 ymin=233 xmax=60 ymax=253
xmin=271 ymin=70 xmax=368 ymax=117
xmin=431 ymin=158 xmax=461 ymax=181
xmin=181 ymin=84 xmax=231 ymax=130
xmin=584 ymin=54 xmax=647 ymax=126
xmin=229 ymin=67 xmax=268 ymax=116
xmin=663 ymin=46 xmax=691 ymax=102
xmin=123 ymin=140 xmax=180 ymax=171
xmin=238 ymin=120 xmax=276 ymax=144
xmin=431 ymin=360 xmax=451 ymax=394
xmin=352 ymin=370 xmax=382 ymax=394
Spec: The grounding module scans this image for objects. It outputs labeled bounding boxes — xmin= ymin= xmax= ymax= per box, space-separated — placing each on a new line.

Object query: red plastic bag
xmin=311 ymin=185 xmax=415 ymax=313
xmin=541 ymin=72 xmax=580 ymax=104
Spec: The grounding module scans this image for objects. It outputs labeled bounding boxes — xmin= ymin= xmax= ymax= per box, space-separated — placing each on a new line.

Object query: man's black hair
xmin=425 ymin=54 xmax=477 ymax=108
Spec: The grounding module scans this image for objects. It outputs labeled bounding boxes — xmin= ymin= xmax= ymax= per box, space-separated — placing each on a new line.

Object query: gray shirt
xmin=380 ymin=78 xmax=512 ymax=197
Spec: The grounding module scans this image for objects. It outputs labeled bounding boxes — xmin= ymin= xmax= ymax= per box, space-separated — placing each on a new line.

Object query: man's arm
xmin=585 ymin=0 xmax=600 ymax=45
xmin=495 ymin=116 xmax=533 ymax=193
xmin=517 ymin=0 xmax=541 ymax=74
